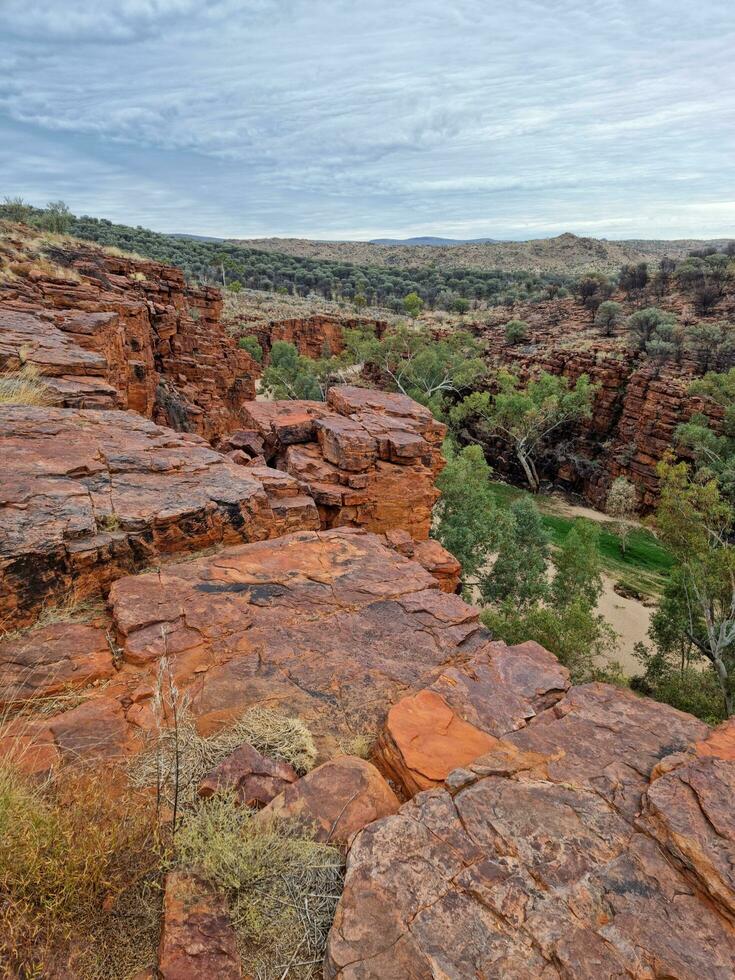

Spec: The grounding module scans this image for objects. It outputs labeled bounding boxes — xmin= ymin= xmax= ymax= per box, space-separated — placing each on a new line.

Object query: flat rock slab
xmin=158 ymin=872 xmax=242 ymax=980
xmin=0 ymin=621 xmax=114 ymax=709
xmin=107 ymin=528 xmax=488 ymax=756
xmin=257 ymin=756 xmax=400 ymax=847
xmin=0 ymin=406 xmax=279 ymax=628
xmin=1 ymin=528 xmax=485 ymax=776
xmin=326 ymin=685 xmax=734 ymax=980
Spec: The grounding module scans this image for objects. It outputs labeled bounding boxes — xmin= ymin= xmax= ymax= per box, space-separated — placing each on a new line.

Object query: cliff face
xmin=474 ymin=293 xmax=731 ymax=507
xmin=0 ymin=231 xmax=258 ymax=440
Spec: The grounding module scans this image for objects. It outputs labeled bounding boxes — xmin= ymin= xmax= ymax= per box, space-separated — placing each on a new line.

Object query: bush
xmin=175 ymin=795 xmax=343 ymax=978
xmin=0 ymin=764 xmax=159 ymax=978
xmin=504 ymin=319 xmax=528 ymax=344
xmin=238 ymin=334 xmax=264 ymax=363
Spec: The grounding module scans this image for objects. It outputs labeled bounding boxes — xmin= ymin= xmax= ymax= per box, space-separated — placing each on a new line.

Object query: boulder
xmin=198 ymin=741 xmax=298 ymax=808
xmin=158 ymin=872 xmax=241 ymax=980
xmin=257 ymin=756 xmax=400 ymax=847
xmin=375 ymin=642 xmax=569 ymax=796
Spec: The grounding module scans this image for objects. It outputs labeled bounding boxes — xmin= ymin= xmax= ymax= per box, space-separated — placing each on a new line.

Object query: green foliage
xmin=352 ymin=324 xmax=484 ymax=416
xmin=652 ymin=457 xmax=735 ymax=715
xmin=480 ymin=496 xmax=548 ymax=607
xmin=261 ymin=340 xmax=349 ymax=401
xmin=504 ymin=319 xmax=528 ymax=344
xmin=19 ymin=211 xmax=570 ymax=311
xmin=402 ymin=291 xmax=423 ymax=318
xmin=2 ymin=195 xmax=33 ymax=223
xmin=451 ymin=370 xmax=596 ymax=491
xmin=238 ymin=334 xmax=264 ymax=363
xmin=674 ymin=368 xmax=735 ymax=505
xmin=434 ymin=442 xmax=502 ymax=582
xmin=594 ymin=300 xmax=623 ymax=336
xmin=627 ymin=307 xmax=677 ymax=353
xmin=39 ymin=200 xmax=73 ymax=234
xmin=630 ymin=644 xmax=726 ymax=726
xmin=550 ymin=519 xmax=603 ymax=609
xmin=478 ymin=497 xmax=618 ymax=682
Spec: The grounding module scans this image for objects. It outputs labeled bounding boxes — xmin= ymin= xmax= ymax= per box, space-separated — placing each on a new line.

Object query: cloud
xmin=0 ymin=0 xmax=733 ymax=238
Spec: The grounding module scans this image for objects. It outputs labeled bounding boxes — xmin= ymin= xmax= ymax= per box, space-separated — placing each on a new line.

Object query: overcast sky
xmin=2 ymin=0 xmax=733 ymax=240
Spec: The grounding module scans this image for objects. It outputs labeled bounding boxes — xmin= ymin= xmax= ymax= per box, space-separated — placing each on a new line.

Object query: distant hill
xmin=229 ymin=232 xmax=735 ymax=275
xmin=369 ymin=236 xmax=500 ymax=246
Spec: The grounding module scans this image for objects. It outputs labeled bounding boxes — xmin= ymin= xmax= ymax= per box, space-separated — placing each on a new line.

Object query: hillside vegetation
xmin=230 ymin=232 xmax=734 ymax=275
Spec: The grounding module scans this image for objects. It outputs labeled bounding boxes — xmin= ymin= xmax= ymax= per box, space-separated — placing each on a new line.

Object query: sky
xmin=1 ymin=0 xmax=734 ymax=241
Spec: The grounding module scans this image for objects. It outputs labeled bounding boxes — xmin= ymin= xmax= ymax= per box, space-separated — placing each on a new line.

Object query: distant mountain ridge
xmin=229 ymin=232 xmax=734 ymax=275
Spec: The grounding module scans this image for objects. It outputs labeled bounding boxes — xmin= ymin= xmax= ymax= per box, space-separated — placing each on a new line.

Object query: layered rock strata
xmin=241 ymin=385 xmax=446 ymax=539
xmin=0 ymin=235 xmax=257 ymax=440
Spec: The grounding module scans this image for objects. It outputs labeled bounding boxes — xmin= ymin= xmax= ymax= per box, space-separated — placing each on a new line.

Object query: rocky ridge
xmin=2 ymin=234 xmax=735 ymax=977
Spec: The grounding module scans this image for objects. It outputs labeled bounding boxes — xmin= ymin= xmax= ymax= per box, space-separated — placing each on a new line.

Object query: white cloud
xmin=1 ymin=0 xmax=733 ymax=238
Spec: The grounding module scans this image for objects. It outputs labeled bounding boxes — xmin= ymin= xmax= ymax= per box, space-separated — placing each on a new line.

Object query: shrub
xmin=0 ymin=365 xmax=52 ymax=406
xmin=175 ymin=795 xmax=343 ymax=978
xmin=238 ymin=334 xmax=264 ymax=363
xmin=504 ymin=319 xmax=528 ymax=344
xmin=0 ymin=764 xmax=160 ymax=979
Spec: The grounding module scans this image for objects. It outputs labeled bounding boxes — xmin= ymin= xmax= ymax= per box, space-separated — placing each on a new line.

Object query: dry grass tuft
xmin=130 ymin=704 xmax=317 ymax=814
xmin=0 ymin=364 xmax=53 ymax=406
xmin=175 ymin=795 xmax=343 ymax=979
xmin=0 ymin=763 xmax=162 ymax=979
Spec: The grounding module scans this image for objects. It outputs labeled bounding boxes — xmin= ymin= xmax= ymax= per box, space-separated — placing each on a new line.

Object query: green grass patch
xmin=487 ymin=480 xmax=674 ymax=597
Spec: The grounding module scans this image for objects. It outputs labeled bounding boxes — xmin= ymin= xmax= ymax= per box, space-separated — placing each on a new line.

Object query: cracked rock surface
xmin=0 ymin=406 xmax=277 ymax=628
xmin=326 ymin=685 xmax=735 ymax=979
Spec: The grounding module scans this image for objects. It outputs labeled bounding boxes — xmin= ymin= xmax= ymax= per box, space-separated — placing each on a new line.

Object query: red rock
xmin=410 ymin=539 xmax=460 ymax=593
xmin=198 ymin=741 xmax=298 ymax=807
xmin=158 ymin=872 xmax=241 ymax=980
xmin=640 ymin=752 xmax=735 ymax=921
xmin=326 ymin=684 xmax=733 ymax=980
xmin=377 ymin=690 xmax=497 ymax=796
xmin=0 ymin=406 xmax=278 ymax=628
xmin=243 ymin=387 xmax=445 ymax=539
xmin=0 ymin=622 xmax=114 ymax=708
xmin=107 ymin=529 xmax=484 ymax=747
xmin=375 ymin=641 xmax=569 ymax=796
xmin=257 ymin=756 xmax=399 ymax=846
xmin=0 ymin=240 xmax=258 ymax=441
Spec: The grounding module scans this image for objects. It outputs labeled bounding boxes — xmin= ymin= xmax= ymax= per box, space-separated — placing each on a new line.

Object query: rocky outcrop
xmin=240 ymin=313 xmax=385 ymax=362
xmin=474 ymin=294 xmax=728 ymax=508
xmin=0 ymin=406 xmax=278 ymax=628
xmin=376 ymin=640 xmax=569 ymax=796
xmin=256 ymin=756 xmax=400 ymax=847
xmin=0 ymin=234 xmax=256 ymax=440
xmin=0 ymin=529 xmax=483 ymax=775
xmin=242 ymin=386 xmax=446 ymax=538
xmin=326 ymin=684 xmax=733 ymax=979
